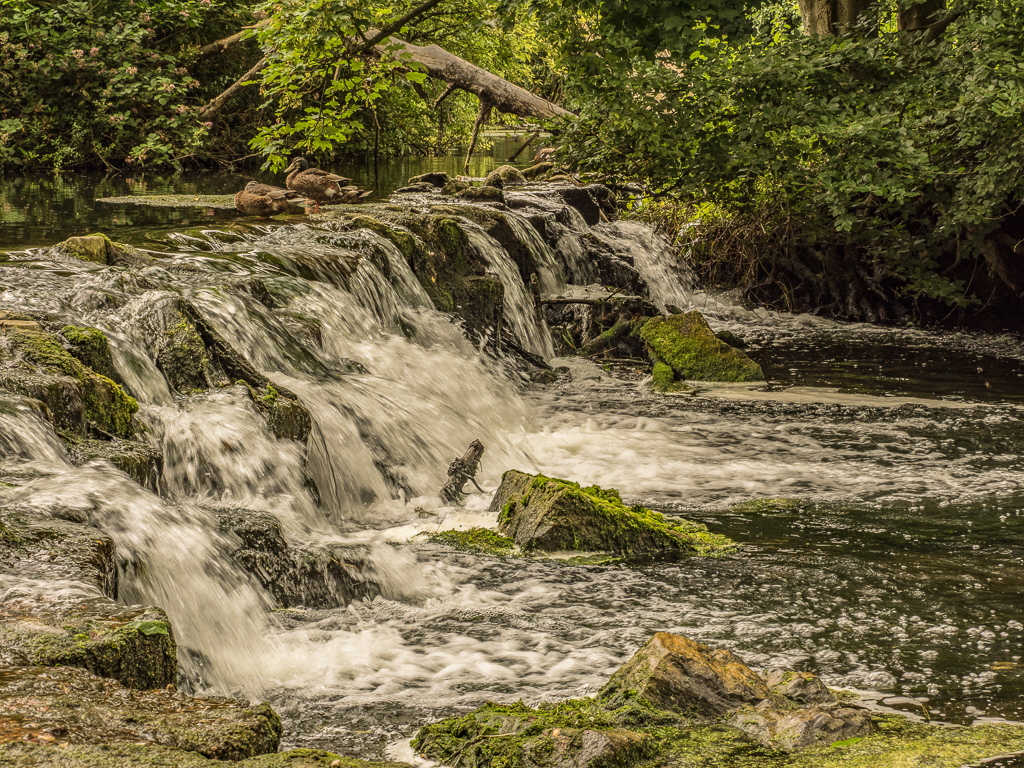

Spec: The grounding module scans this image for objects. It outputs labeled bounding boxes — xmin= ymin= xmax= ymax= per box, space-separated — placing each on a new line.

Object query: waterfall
xmin=463 ymin=227 xmax=555 ymax=359
xmin=592 ymin=220 xmax=694 ymax=311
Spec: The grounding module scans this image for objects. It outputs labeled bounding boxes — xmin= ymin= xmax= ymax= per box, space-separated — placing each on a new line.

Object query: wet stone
xmin=0 ymin=592 xmax=177 ymax=690
xmin=600 ymin=632 xmax=777 ymax=717
xmin=0 ymin=744 xmax=413 ymax=767
xmin=728 ymin=702 xmax=873 ymax=751
xmin=0 ymin=665 xmax=282 ymax=759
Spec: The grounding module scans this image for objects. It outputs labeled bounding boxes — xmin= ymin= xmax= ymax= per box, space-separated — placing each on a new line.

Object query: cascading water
xmin=2 ymin=185 xmax=1024 ymax=762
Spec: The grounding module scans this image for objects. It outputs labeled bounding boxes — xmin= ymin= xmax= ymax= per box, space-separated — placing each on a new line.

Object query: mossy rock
xmin=0 ymin=665 xmax=282 ymax=760
xmin=49 ymin=233 xmax=153 ymax=268
xmin=413 ymin=700 xmax=659 ymax=768
xmin=0 ymin=744 xmax=415 ymax=767
xmin=60 ymin=325 xmax=119 ymax=381
xmin=640 ymin=312 xmax=764 ymax=382
xmin=441 ymin=179 xmax=472 ymax=196
xmin=0 ymin=369 xmax=85 ymax=433
xmin=0 ymin=594 xmax=177 ymax=689
xmin=1 ymin=327 xmax=137 ymax=437
xmin=484 ymin=165 xmax=527 ymax=189
xmin=129 ymin=295 xmax=311 ymax=443
xmin=489 ymin=470 xmax=737 ymax=556
xmin=426 ymin=527 xmax=516 ymax=556
xmin=730 ymin=498 xmax=806 ymax=515
xmin=413 ymin=691 xmax=1024 ymax=768
xmin=456 ymin=185 xmax=507 ymax=204
xmin=650 ymin=361 xmax=691 ymax=394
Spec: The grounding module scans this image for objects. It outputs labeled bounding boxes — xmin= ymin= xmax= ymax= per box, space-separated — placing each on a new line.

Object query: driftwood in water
xmin=439 ymin=440 xmax=485 ymax=504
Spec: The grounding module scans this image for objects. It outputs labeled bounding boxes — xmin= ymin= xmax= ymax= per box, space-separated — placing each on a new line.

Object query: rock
xmin=409 ymin=172 xmax=451 ymax=187
xmin=763 ymin=668 xmax=835 ymax=706
xmin=60 ymin=325 xmax=120 ymax=382
xmin=395 ymin=182 xmax=438 ymax=194
xmin=226 ymin=277 xmax=278 ymax=309
xmin=0 ymin=665 xmax=282 ymax=760
xmin=728 ymin=702 xmax=873 ymax=751
xmin=600 ymin=632 xmax=777 ymax=717
xmin=0 ymin=512 xmax=118 ymax=597
xmin=0 ymin=370 xmax=85 ymax=433
xmin=0 ymin=326 xmax=138 ymax=438
xmin=639 ymin=312 xmax=764 ymax=382
xmin=413 ymin=701 xmax=655 ymax=768
xmin=0 ymin=744 xmax=415 ymax=767
xmin=216 ymin=510 xmax=380 ymax=608
xmin=558 ymin=188 xmax=601 ymax=226
xmin=490 ymin=470 xmax=736 ymax=556
xmin=126 ymin=294 xmax=311 ymax=443
xmin=455 ymin=185 xmax=507 ymax=204
xmin=60 ymin=432 xmax=164 ymax=491
xmin=650 ymin=361 xmax=690 ymax=394
xmin=0 ymin=592 xmax=177 ymax=689
xmin=521 ymin=161 xmax=554 ymax=180
xmin=47 ymin=234 xmax=152 ymax=269
xmin=483 ymin=165 xmax=527 ymax=189
xmin=440 ymin=179 xmax=472 ymax=196
xmin=278 ymin=311 xmax=324 ymax=349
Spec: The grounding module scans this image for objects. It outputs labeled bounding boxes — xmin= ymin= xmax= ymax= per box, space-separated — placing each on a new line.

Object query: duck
xmin=285 ymin=156 xmax=355 ymax=212
xmin=234 ymin=181 xmax=304 ymax=217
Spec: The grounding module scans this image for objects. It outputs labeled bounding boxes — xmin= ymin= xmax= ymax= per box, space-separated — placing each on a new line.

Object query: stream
xmin=1 ymin=150 xmax=1023 ymax=760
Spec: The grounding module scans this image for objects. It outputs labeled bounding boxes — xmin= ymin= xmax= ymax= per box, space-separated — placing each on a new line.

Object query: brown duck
xmin=285 ymin=157 xmax=373 ymax=211
xmin=234 ymin=181 xmax=304 ymax=218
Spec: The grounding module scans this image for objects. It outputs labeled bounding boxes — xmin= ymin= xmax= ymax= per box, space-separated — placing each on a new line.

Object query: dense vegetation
xmin=2 ymin=0 xmax=1021 ymax=322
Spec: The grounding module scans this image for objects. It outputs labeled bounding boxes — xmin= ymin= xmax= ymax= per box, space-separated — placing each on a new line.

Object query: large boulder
xmin=489 ymin=470 xmax=736 ymax=556
xmin=46 ymin=233 xmax=152 ymax=268
xmin=640 ymin=312 xmax=764 ymax=382
xmin=0 ymin=665 xmax=282 ymax=760
xmin=600 ymin=632 xmax=777 ymax=716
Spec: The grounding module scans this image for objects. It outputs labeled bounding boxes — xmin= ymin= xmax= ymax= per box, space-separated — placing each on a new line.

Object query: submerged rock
xmin=0 ymin=665 xmax=282 ymax=760
xmin=127 ymin=293 xmax=311 ymax=443
xmin=47 ymin=233 xmax=152 ymax=268
xmin=216 ymin=509 xmax=380 ymax=608
xmin=489 ymin=470 xmax=737 ymax=556
xmin=408 ymin=171 xmax=451 ymax=187
xmin=640 ymin=311 xmax=764 ymax=382
xmin=456 ymin=185 xmax=506 ymax=204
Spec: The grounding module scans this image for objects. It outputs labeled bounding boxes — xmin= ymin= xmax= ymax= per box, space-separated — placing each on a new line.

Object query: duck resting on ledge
xmin=285 ymin=156 xmax=373 ymax=211
xmin=234 ymin=181 xmax=304 ymax=218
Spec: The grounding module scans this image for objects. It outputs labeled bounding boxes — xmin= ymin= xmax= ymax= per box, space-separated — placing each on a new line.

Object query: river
xmin=1 ymin=146 xmax=1023 ymax=759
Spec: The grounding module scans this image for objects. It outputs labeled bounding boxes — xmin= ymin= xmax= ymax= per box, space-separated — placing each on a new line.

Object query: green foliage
xmin=0 ymin=0 xmax=253 ymax=169
xmin=557 ymin=0 xmax=1024 ymax=306
xmin=250 ymin=0 xmax=544 ymax=169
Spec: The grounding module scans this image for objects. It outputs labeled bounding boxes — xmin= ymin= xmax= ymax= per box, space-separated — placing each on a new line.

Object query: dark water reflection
xmin=0 ymin=136 xmax=544 ymax=249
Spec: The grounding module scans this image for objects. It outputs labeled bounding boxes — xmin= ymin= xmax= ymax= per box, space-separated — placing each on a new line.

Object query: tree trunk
xmin=898 ymin=0 xmax=944 ymax=32
xmin=369 ymin=32 xmax=573 ymax=120
xmin=797 ymin=0 xmax=873 ymax=34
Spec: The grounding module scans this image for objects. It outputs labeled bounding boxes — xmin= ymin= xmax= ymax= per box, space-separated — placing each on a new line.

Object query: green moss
xmin=61 ymin=325 xmax=116 ymax=379
xmin=651 ymin=362 xmax=677 ymax=390
xmin=415 ymin=699 xmax=1024 ymax=768
xmin=640 ymin=312 xmax=764 ymax=382
xmin=427 ymin=528 xmax=516 ymax=556
xmin=8 ymin=328 xmax=137 ymax=437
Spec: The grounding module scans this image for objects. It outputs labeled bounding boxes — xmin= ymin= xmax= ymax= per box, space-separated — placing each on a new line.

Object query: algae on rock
xmin=640 ymin=312 xmax=764 ymax=383
xmin=489 ymin=470 xmax=737 ymax=556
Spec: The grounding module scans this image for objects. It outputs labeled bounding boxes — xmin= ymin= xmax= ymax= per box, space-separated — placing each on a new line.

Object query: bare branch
xmin=195 ymin=19 xmax=270 ymax=61
xmin=199 ymin=56 xmax=269 ymax=117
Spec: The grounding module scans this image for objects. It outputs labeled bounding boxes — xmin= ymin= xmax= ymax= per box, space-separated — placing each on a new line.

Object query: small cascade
xmin=502 ymin=212 xmax=567 ymax=297
xmin=463 ymin=228 xmax=555 ymax=358
xmin=592 ymin=220 xmax=694 ymax=311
